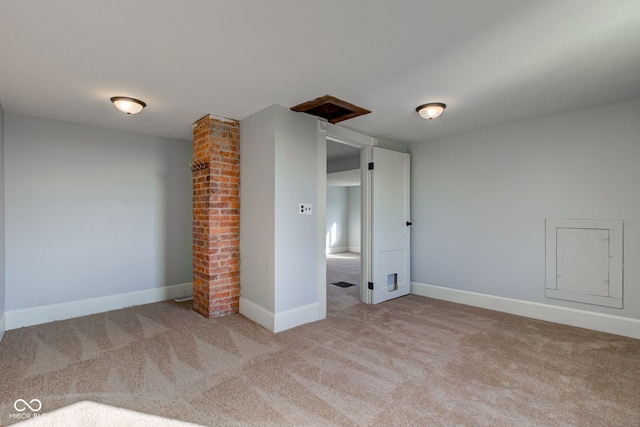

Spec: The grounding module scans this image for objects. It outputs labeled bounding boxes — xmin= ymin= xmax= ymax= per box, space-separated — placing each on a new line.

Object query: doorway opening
xmin=316 ymin=120 xmax=376 ymax=321
xmin=326 ymin=140 xmax=362 ymax=315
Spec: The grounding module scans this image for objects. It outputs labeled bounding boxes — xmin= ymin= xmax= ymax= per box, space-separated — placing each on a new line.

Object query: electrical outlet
xmin=299 ymin=203 xmax=312 ymax=215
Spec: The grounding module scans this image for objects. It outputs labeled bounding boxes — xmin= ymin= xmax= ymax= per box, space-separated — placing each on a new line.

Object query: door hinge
xmin=368 ymin=282 xmax=374 ymax=290
xmin=368 ymin=162 xmax=374 ymax=170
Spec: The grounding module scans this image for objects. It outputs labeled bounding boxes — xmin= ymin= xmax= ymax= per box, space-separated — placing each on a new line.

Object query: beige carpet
xmin=1 ymin=287 xmax=639 ymax=426
xmin=326 ymin=252 xmax=361 ymax=313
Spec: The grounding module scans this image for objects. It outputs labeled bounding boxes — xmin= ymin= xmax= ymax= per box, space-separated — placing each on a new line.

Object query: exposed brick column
xmin=192 ymin=114 xmax=240 ymax=318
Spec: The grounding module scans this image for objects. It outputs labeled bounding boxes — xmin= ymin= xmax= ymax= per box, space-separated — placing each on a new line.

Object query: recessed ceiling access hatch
xmin=290 ymin=95 xmax=371 ymax=124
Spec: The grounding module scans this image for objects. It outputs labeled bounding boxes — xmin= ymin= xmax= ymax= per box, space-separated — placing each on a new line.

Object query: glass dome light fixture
xmin=111 ymin=96 xmax=146 ymax=115
xmin=416 ymin=102 xmax=446 ymax=120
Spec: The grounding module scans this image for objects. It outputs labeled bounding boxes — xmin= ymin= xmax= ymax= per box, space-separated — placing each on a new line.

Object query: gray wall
xmin=347 ymin=186 xmax=361 ymax=251
xmin=4 ymin=114 xmax=193 ymax=311
xmin=409 ymin=98 xmax=640 ymax=320
xmin=0 ymin=103 xmax=5 ymax=339
xmin=327 ymin=153 xmax=359 ymax=173
xmin=273 ymin=107 xmax=318 ymax=312
xmin=240 ymin=106 xmax=276 ymax=312
xmin=240 ymin=105 xmax=319 ymax=317
xmin=326 ymin=186 xmax=348 ymax=252
xmin=326 ymin=185 xmax=361 ymax=253
xmin=377 ymin=137 xmax=409 ymax=153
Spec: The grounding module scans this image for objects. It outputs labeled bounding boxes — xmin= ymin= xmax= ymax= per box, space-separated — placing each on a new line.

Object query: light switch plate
xmin=299 ymin=203 xmax=312 ymax=215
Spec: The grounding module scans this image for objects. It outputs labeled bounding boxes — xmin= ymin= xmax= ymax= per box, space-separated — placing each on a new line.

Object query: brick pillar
xmin=192 ymin=114 xmax=240 ymax=318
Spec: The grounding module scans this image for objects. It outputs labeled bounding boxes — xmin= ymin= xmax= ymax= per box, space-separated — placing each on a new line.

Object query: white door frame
xmin=316 ymin=119 xmax=377 ymax=316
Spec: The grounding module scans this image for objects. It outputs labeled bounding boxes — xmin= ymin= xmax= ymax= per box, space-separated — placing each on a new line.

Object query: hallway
xmin=326 ymin=252 xmax=361 ymax=316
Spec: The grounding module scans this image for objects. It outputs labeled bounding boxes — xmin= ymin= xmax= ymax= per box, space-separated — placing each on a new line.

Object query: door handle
xmin=406 ymin=221 xmax=413 ymax=226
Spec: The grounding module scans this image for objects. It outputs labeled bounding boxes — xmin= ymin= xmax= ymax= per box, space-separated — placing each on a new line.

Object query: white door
xmin=369 ymin=147 xmax=411 ymax=304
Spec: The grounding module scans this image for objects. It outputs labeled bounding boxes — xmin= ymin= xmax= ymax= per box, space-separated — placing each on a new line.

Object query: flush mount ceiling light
xmin=110 ymin=96 xmax=146 ymax=115
xmin=416 ymin=102 xmax=446 ymax=120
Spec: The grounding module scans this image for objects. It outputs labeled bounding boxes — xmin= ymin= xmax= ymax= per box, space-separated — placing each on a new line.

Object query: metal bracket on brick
xmin=189 ymin=160 xmax=208 ymax=172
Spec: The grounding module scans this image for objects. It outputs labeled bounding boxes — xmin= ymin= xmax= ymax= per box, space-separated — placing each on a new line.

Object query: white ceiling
xmin=1 ymin=1 xmax=639 ymax=144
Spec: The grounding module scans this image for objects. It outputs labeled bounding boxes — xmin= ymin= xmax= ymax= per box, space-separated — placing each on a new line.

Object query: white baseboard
xmin=0 ymin=312 xmax=5 ymax=343
xmin=6 ymin=282 xmax=193 ymax=330
xmin=326 ymin=246 xmax=360 ymax=254
xmin=274 ymin=302 xmax=321 ymax=333
xmin=326 ymin=246 xmax=348 ymax=254
xmin=239 ymin=297 xmax=322 ymax=333
xmin=411 ymin=282 xmax=640 ymax=340
xmin=239 ymin=296 xmax=274 ymax=332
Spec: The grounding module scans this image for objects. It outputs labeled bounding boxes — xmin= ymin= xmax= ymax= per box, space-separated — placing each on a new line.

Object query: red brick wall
xmin=192 ymin=115 xmax=240 ymax=318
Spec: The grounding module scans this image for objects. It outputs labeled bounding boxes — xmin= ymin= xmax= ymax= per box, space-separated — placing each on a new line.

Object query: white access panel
xmin=545 ymin=219 xmax=623 ymax=308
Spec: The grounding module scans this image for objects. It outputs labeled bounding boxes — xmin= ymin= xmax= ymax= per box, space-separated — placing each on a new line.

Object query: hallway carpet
xmin=1 ymin=293 xmax=639 ymax=426
xmin=326 ymin=252 xmax=361 ymax=314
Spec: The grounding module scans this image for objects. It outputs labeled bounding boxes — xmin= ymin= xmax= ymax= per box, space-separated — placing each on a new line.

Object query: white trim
xmin=239 ymin=297 xmax=321 ymax=333
xmin=360 ymin=146 xmax=373 ymax=304
xmin=411 ymin=281 xmax=640 ymax=340
xmin=347 ymin=246 xmax=361 ymax=253
xmin=326 ymin=123 xmax=377 ymax=148
xmin=316 ymin=119 xmax=328 ymax=323
xmin=274 ymin=302 xmax=320 ymax=333
xmin=0 ymin=313 xmax=6 ymax=343
xmin=5 ymin=282 xmax=193 ymax=330
xmin=239 ymin=296 xmax=275 ymax=332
